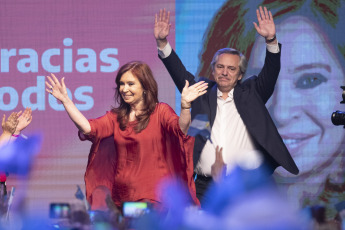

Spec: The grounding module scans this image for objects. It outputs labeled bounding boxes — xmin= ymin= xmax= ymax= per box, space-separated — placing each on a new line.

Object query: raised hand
xmin=253 ymin=6 xmax=276 ymax=41
xmin=179 ymin=80 xmax=208 ymax=134
xmin=154 ymin=8 xmax=171 ymax=48
xmin=181 ymin=80 xmax=208 ymax=109
xmin=45 ymin=73 xmax=91 ymax=134
xmin=45 ymin=73 xmax=69 ymax=103
xmin=1 ymin=112 xmax=19 ymax=135
xmin=211 ymin=146 xmax=226 ymax=183
xmin=14 ymin=107 xmax=32 ymax=135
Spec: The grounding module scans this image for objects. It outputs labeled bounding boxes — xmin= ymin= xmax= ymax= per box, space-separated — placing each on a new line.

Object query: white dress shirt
xmin=196 ymin=89 xmax=263 ymax=175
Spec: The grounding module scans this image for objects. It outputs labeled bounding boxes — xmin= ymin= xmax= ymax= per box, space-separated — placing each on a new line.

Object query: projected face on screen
xmin=193 ymin=0 xmax=345 ymax=217
xmin=247 ymin=16 xmax=345 ymax=177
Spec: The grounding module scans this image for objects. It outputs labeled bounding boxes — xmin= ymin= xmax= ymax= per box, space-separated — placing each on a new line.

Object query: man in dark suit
xmin=154 ymin=7 xmax=299 ymax=204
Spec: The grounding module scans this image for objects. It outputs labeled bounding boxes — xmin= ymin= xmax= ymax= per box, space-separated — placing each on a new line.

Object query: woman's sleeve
xmin=158 ymin=103 xmax=200 ymax=205
xmin=80 ymin=112 xmax=117 ymax=205
xmin=78 ymin=111 xmax=115 ymax=143
xmin=159 ymin=103 xmax=189 ymax=140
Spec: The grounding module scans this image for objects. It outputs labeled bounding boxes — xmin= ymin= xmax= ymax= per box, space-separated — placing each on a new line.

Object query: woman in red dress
xmin=46 ymin=61 xmax=207 ymax=209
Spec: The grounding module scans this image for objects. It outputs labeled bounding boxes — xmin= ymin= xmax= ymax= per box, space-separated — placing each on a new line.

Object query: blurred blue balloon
xmin=0 ymin=133 xmax=42 ymax=175
xmin=203 ymin=165 xmax=274 ymax=215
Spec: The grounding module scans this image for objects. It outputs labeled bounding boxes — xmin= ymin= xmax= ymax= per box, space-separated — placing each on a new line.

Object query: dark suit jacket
xmin=160 ymin=44 xmax=299 ymax=175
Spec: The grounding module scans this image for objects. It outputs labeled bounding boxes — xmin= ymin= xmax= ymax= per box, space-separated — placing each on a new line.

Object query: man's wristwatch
xmin=266 ymin=34 xmax=276 ymax=43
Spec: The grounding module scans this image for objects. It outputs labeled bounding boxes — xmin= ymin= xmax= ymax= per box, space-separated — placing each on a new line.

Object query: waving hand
xmin=45 ymin=73 xmax=91 ymax=134
xmin=253 ymin=6 xmax=276 ymax=41
xmin=154 ymin=9 xmax=171 ymax=49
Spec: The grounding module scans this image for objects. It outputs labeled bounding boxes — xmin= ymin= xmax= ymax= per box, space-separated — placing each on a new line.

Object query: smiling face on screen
xmin=247 ymin=16 xmax=345 ymax=176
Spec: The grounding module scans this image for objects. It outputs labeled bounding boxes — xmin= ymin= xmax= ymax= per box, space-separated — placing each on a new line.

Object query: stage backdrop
xmin=0 ymin=0 xmax=175 ymax=216
xmin=1 ymin=0 xmax=345 ymax=220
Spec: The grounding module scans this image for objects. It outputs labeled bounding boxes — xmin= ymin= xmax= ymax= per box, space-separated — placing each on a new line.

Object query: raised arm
xmin=179 ymin=80 xmax=208 ymax=134
xmin=45 ymin=74 xmax=91 ymax=134
xmin=154 ymin=9 xmax=197 ymax=92
xmin=252 ymin=6 xmax=281 ymax=102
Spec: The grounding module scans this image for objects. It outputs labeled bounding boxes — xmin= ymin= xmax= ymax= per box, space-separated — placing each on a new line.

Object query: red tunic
xmin=79 ymin=103 xmax=199 ymax=208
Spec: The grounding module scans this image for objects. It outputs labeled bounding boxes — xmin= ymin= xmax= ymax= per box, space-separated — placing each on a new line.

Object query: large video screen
xmin=176 ymin=0 xmax=345 ymax=219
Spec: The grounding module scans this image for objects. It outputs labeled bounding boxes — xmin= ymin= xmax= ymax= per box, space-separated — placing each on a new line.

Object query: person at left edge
xmin=0 ymin=107 xmax=32 ymax=211
xmin=0 ymin=108 xmax=32 ymax=147
xmin=45 ymin=61 xmax=207 ymax=209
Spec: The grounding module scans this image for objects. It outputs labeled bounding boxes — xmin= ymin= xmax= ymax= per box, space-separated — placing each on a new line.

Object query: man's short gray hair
xmin=211 ymin=48 xmax=248 ymax=75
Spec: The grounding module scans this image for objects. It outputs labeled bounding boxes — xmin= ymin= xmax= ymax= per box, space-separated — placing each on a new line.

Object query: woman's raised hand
xmin=181 ymin=80 xmax=208 ymax=109
xmin=45 ymin=73 xmax=69 ymax=103
xmin=45 ymin=73 xmax=91 ymax=134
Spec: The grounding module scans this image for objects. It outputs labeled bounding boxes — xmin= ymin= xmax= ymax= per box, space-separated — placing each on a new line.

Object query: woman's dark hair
xmin=112 ymin=61 xmax=158 ymax=133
